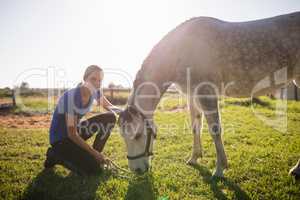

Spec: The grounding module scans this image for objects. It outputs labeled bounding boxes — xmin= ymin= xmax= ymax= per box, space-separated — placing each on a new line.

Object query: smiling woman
xmin=44 ymin=65 xmax=122 ymax=175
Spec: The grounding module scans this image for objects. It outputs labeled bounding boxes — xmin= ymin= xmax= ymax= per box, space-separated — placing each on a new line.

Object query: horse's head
xmin=118 ymin=105 xmax=156 ymax=173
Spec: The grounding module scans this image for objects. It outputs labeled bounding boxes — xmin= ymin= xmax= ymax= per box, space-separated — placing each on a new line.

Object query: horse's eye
xmin=134 ymin=133 xmax=142 ymax=140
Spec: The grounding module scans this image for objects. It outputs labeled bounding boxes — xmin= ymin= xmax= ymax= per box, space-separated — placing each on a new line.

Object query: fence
xmin=0 ymin=87 xmax=180 ymax=111
xmin=0 ymin=90 xmax=16 ymax=111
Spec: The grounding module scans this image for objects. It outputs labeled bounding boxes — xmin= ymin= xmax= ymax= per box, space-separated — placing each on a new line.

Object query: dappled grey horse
xmin=118 ymin=12 xmax=300 ymax=177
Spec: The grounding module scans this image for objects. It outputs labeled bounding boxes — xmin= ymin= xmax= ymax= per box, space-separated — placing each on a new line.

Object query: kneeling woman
xmin=44 ymin=65 xmax=120 ymax=175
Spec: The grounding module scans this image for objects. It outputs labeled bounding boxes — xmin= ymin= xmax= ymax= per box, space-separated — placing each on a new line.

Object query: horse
xmin=118 ymin=12 xmax=300 ymax=177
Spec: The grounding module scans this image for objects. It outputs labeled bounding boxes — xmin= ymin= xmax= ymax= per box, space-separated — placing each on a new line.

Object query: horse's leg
xmin=199 ymin=89 xmax=228 ymax=177
xmin=186 ymin=100 xmax=203 ymax=165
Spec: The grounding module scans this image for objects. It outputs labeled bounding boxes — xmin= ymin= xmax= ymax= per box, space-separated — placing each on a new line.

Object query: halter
xmin=123 ymin=76 xmax=171 ymax=160
xmin=125 ymin=105 xmax=156 ymax=160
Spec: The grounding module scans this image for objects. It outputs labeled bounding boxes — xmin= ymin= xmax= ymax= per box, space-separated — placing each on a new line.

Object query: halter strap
xmin=126 ymin=105 xmax=156 ymax=160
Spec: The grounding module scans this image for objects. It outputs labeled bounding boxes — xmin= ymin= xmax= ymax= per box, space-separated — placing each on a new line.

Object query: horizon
xmin=1 ymin=0 xmax=300 ymax=88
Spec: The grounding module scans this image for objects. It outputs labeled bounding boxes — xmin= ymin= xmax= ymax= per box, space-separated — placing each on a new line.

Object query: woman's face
xmin=86 ymin=70 xmax=103 ymax=89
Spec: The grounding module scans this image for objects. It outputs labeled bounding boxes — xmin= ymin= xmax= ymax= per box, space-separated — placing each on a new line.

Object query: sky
xmin=0 ymin=0 xmax=300 ymax=88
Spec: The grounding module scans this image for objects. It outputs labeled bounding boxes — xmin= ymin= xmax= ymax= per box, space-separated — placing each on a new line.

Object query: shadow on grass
xmin=191 ymin=164 xmax=250 ymax=200
xmin=225 ymin=97 xmax=272 ymax=109
xmin=21 ymin=168 xmax=110 ymax=200
xmin=125 ymin=172 xmax=158 ymax=200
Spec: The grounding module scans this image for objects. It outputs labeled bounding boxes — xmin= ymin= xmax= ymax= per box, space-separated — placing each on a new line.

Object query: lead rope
xmin=101 ymin=158 xmax=132 ymax=179
xmin=101 ymin=107 xmax=132 ymax=177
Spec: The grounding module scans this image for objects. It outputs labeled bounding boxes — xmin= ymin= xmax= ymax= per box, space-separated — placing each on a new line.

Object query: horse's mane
xmin=132 ymin=64 xmax=148 ymax=90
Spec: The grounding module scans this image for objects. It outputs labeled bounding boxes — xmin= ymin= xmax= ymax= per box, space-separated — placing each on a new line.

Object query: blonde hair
xmin=83 ymin=65 xmax=103 ymax=81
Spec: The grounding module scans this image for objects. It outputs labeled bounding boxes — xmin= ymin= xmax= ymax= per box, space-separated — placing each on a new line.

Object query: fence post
xmin=110 ymin=88 xmax=114 ymax=100
xmin=294 ymin=84 xmax=298 ymax=101
xmin=12 ymin=89 xmax=16 ymax=107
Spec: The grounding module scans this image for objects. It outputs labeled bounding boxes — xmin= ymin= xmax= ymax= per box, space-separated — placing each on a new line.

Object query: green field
xmin=0 ymin=96 xmax=300 ymax=199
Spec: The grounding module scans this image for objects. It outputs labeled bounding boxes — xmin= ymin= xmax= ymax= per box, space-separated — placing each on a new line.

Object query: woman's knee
xmin=92 ymin=112 xmax=116 ymax=126
xmin=104 ymin=112 xmax=117 ymax=124
xmin=102 ymin=112 xmax=117 ymax=133
xmin=95 ymin=114 xmax=116 ymax=138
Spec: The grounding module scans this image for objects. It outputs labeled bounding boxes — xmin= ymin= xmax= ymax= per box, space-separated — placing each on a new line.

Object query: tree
xmin=20 ymin=82 xmax=29 ymax=90
xmin=108 ymin=82 xmax=116 ymax=89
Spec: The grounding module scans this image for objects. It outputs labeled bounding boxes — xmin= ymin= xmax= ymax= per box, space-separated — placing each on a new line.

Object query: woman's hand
xmin=93 ymin=151 xmax=106 ymax=164
xmin=107 ymin=106 xmax=123 ymax=115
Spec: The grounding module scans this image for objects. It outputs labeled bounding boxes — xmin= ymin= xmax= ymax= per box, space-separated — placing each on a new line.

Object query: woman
xmin=44 ymin=65 xmax=121 ymax=175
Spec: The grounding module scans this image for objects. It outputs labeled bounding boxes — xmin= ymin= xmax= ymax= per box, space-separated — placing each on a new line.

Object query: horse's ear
xmin=118 ymin=110 xmax=126 ymax=125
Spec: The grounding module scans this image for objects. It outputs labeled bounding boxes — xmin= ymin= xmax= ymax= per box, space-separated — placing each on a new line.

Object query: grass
xmin=0 ymin=97 xmax=300 ymax=199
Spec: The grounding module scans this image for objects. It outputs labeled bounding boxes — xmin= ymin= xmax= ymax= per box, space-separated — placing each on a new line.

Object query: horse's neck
xmin=130 ymin=74 xmax=170 ymax=118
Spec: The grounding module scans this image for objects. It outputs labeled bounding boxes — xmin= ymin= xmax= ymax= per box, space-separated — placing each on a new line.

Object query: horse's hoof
xmin=186 ymin=158 xmax=198 ymax=166
xmin=213 ymin=170 xmax=224 ymax=178
xmin=289 ymin=171 xmax=300 ymax=181
xmin=289 ymin=160 xmax=300 ymax=180
xmin=198 ymin=151 xmax=203 ymax=158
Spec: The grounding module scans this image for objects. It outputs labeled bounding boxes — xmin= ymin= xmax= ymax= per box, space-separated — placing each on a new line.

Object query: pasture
xmin=0 ymin=95 xmax=300 ymax=199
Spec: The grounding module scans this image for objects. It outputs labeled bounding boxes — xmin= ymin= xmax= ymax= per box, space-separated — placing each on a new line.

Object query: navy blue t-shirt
xmin=49 ymin=86 xmax=101 ymax=145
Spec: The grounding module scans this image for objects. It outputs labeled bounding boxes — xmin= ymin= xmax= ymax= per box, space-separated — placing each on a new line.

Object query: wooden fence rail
xmin=0 ymin=90 xmax=16 ymax=111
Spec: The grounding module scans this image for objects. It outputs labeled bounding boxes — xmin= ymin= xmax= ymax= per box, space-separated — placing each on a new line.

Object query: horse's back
xmin=180 ymin=12 xmax=300 ymax=97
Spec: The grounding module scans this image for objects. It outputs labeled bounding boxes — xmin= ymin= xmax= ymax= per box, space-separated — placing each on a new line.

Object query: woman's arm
xmin=97 ymin=95 xmax=114 ymax=111
xmin=98 ymin=95 xmax=123 ymax=114
xmin=65 ymin=114 xmax=105 ymax=163
xmin=98 ymin=95 xmax=122 ymax=115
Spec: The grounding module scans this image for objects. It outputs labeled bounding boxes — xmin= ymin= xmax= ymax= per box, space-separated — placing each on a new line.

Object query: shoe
xmin=289 ymin=159 xmax=300 ymax=180
xmin=44 ymin=147 xmax=60 ymax=169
